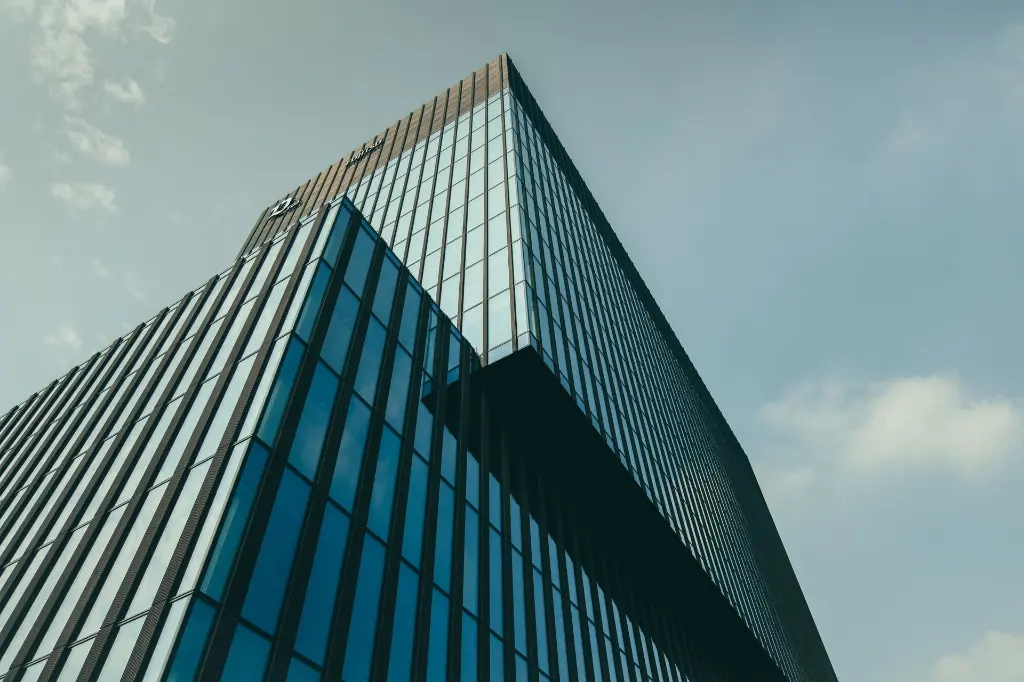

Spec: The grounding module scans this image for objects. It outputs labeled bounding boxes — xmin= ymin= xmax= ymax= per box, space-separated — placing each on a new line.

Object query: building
xmin=0 ymin=54 xmax=836 ymax=682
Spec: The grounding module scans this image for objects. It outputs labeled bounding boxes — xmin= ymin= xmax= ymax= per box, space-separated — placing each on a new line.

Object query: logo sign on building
xmin=269 ymin=196 xmax=300 ymax=218
xmin=346 ymin=138 xmax=385 ymax=168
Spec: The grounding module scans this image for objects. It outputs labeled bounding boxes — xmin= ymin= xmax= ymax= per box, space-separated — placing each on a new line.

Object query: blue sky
xmin=2 ymin=1 xmax=1023 ymax=680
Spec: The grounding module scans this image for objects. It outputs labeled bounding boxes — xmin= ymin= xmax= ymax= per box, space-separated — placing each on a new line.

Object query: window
xmin=256 ymin=337 xmax=305 ymax=447
xmin=221 ymin=624 xmax=271 ymax=681
xmin=463 ymin=507 xmax=479 ymax=614
xmin=341 ymin=536 xmax=386 ymax=682
xmin=372 ymin=255 xmax=400 ymax=324
xmin=384 ymin=349 xmax=413 ymax=430
xmin=426 ymin=590 xmax=450 ymax=682
xmin=387 ymin=564 xmax=419 ymax=682
xmin=401 ymin=455 xmax=429 ymax=566
xmin=241 ymin=469 xmax=311 ymax=634
xmin=288 ymin=361 xmax=340 ymax=480
xmin=330 ymin=397 xmax=371 ymax=511
xmin=165 ymin=599 xmax=215 ymax=682
xmin=353 ymin=320 xmax=388 ymax=404
xmin=296 ymin=263 xmax=332 ymax=341
xmin=344 ymin=227 xmax=377 ymax=296
xmin=433 ymin=483 xmax=455 ymax=591
xmin=321 ymin=286 xmax=361 ymax=375
xmin=295 ymin=504 xmax=349 ymax=665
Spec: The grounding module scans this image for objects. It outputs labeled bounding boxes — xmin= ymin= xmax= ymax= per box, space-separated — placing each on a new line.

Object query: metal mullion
xmin=400 ymin=316 xmax=449 ymax=682
xmin=3 ymin=317 xmax=164 ymax=678
xmin=564 ymin=524 xmax=599 ymax=682
xmin=513 ymin=454 xmax=541 ymax=682
xmin=0 ymin=335 xmax=135 ymax=578
xmin=550 ymin=510 xmax=582 ymax=682
xmin=578 ymin=534 xmax=613 ymax=682
xmin=290 ymin=171 xmax=326 ymax=233
xmin=391 ymin=104 xmax=432 ymax=263
xmin=374 ymin=111 xmax=418 ymax=245
xmin=306 ymin=162 xmax=341 ymax=223
xmin=399 ymin=94 xmax=442 ymax=266
xmin=264 ymin=227 xmax=406 ymax=680
xmin=0 ymin=330 xmax=136 ymax=611
xmin=31 ymin=262 xmax=249 ymax=681
xmin=414 ymin=86 xmax=457 ymax=277
xmin=0 ymin=400 xmax=30 ymax=447
xmin=75 ymin=244 xmax=277 ymax=682
xmin=0 ymin=379 xmax=64 ymax=494
xmin=192 ymin=207 xmax=352 ymax=680
xmin=0 ymin=359 xmax=93 ymax=534
xmin=362 ymin=280 xmax=431 ymax=682
xmin=122 ymin=203 xmax=322 ymax=682
xmin=532 ymin=466 xmax=564 ymax=682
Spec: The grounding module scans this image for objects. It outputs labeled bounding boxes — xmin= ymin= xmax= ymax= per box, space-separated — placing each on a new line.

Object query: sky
xmin=2 ymin=0 xmax=1023 ymax=680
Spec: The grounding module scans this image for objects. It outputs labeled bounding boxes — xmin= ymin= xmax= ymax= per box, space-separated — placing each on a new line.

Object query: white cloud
xmin=90 ymin=256 xmax=113 ymax=279
xmin=933 ymin=631 xmax=1024 ymax=682
xmin=50 ymin=181 xmax=119 ymax=214
xmin=43 ymin=325 xmax=82 ymax=351
xmin=103 ymin=78 xmax=144 ymax=106
xmin=65 ymin=117 xmax=130 ymax=166
xmin=141 ymin=12 xmax=174 ymax=43
xmin=12 ymin=0 xmax=174 ymax=109
xmin=761 ymin=375 xmax=1023 ymax=488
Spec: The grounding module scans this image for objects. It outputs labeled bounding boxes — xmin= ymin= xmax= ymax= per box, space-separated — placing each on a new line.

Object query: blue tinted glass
xmin=324 ymin=206 xmax=353 ymax=266
xmin=401 ymin=456 xmax=428 ymax=566
xmin=516 ymin=656 xmax=529 ymax=682
xmin=489 ymin=529 xmax=504 ymax=635
xmin=387 ymin=564 xmax=419 ymax=682
xmin=512 ymin=553 xmax=527 ymax=654
xmin=295 ymin=505 xmax=350 ymax=664
xmin=462 ymin=507 xmax=479 ymax=614
xmin=200 ymin=442 xmax=269 ymax=599
xmin=422 ymin=308 xmax=438 ymax=373
xmin=296 ymin=263 xmax=331 ymax=341
xmin=397 ymin=284 xmax=421 ymax=351
xmin=548 ymin=537 xmax=561 ymax=587
xmin=441 ymin=428 xmax=456 ymax=484
xmin=552 ymin=589 xmax=570 ymax=682
xmin=426 ymin=590 xmax=450 ymax=682
xmin=367 ymin=427 xmax=401 ymax=538
xmin=447 ymin=330 xmax=461 ymax=371
xmin=288 ymin=361 xmax=339 ymax=480
xmin=461 ymin=613 xmax=478 ymax=682
xmin=565 ymin=555 xmax=578 ymax=605
xmin=488 ymin=474 xmax=501 ymax=530
xmin=433 ymin=483 xmax=455 ymax=590
xmin=341 ymin=537 xmax=386 ymax=682
xmin=571 ymin=608 xmax=586 ymax=681
xmin=372 ymin=256 xmax=400 ymax=324
xmin=354 ymin=319 xmax=387 ymax=403
xmin=344 ymin=227 xmax=376 ymax=296
xmin=413 ymin=402 xmax=433 ymax=458
xmin=256 ymin=337 xmax=305 ymax=446
xmin=287 ymin=657 xmax=321 ymax=682
xmin=466 ymin=451 xmax=480 ymax=508
xmin=384 ymin=349 xmax=413 ymax=429
xmin=221 ymin=624 xmax=271 ymax=681
xmin=588 ymin=623 xmax=605 ymax=682
xmin=529 ymin=519 xmax=541 ymax=570
xmin=165 ymin=599 xmax=214 ymax=682
xmin=330 ymin=397 xmax=371 ymax=511
xmin=242 ymin=470 xmax=311 ymax=634
xmin=533 ymin=570 xmax=549 ymax=674
xmin=321 ymin=286 xmax=360 ymax=375
xmin=509 ymin=498 xmax=522 ymax=551
xmin=490 ymin=635 xmax=505 ymax=682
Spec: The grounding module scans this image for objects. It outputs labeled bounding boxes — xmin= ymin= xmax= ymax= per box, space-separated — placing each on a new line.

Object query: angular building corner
xmin=0 ymin=54 xmax=837 ymax=681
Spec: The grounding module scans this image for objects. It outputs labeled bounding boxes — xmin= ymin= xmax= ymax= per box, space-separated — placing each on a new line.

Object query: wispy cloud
xmin=51 ymin=181 xmax=119 ymax=214
xmin=933 ymin=630 xmax=1024 ymax=682
xmin=756 ymin=375 xmax=1023 ymax=507
xmin=103 ymin=78 xmax=145 ymax=107
xmin=43 ymin=324 xmax=82 ymax=351
xmin=65 ymin=117 xmax=130 ymax=166
xmin=9 ymin=0 xmax=175 ymax=109
xmin=90 ymin=256 xmax=113 ymax=279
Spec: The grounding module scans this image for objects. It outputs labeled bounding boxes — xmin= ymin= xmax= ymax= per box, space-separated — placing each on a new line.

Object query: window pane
xmin=353 ymin=319 xmax=387 ymax=403
xmin=256 ymin=337 xmax=305 ymax=446
xmin=384 ymin=349 xmax=413 ymax=430
xmin=372 ymin=255 xmax=400 ymax=324
xmin=463 ymin=507 xmax=479 ymax=614
xmin=324 ymin=205 xmax=353 ymax=266
xmin=296 ymin=504 xmax=349 ymax=665
xmin=288 ymin=361 xmax=340 ymax=480
xmin=141 ymin=597 xmax=189 ymax=682
xmin=534 ymin=571 xmax=550 ymax=674
xmin=287 ymin=657 xmax=321 ymax=682
xmin=367 ymin=427 xmax=401 ymax=538
xmin=433 ymin=483 xmax=455 ymax=591
xmin=426 ymin=590 xmax=450 ymax=682
xmin=242 ymin=469 xmax=311 ymax=634
xmin=341 ymin=536 xmax=386 ymax=682
xmin=490 ymin=635 xmax=505 ymax=682
xmin=330 ymin=397 xmax=371 ymax=511
xmin=344 ymin=227 xmax=376 ymax=296
xmin=200 ymin=442 xmax=269 ymax=600
xmin=490 ymin=529 xmax=503 ymax=635
xmin=166 ymin=599 xmax=215 ymax=682
xmin=461 ymin=613 xmax=478 ymax=682
xmin=296 ymin=263 xmax=332 ymax=341
xmin=221 ymin=624 xmax=271 ymax=681
xmin=387 ymin=564 xmax=419 ymax=682
xmin=401 ymin=456 xmax=428 ymax=566
xmin=397 ymin=284 xmax=421 ymax=351
xmin=321 ymin=286 xmax=360 ymax=375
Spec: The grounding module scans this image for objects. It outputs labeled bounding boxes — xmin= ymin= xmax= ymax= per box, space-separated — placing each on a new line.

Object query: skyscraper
xmin=0 ymin=54 xmax=836 ymax=682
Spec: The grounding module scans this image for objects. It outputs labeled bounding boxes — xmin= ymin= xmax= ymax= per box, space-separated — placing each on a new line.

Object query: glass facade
xmin=0 ymin=55 xmax=834 ymax=682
